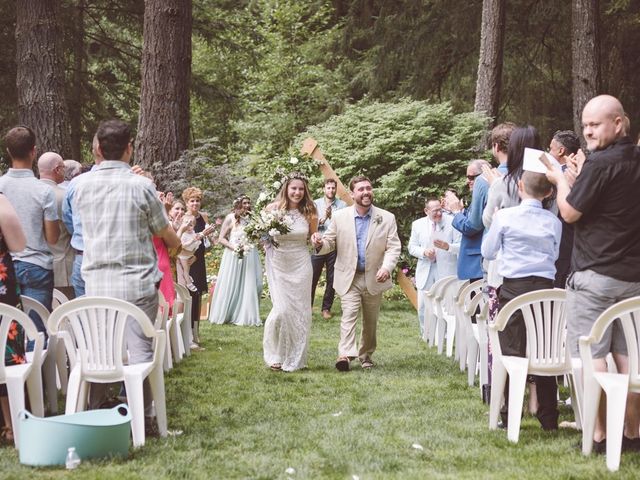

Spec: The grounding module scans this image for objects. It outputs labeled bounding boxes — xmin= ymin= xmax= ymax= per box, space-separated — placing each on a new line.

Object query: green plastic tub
xmin=18 ymin=404 xmax=131 ymax=466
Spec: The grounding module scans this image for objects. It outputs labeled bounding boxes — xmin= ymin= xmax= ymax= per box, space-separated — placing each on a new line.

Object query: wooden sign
xmin=301 ymin=137 xmax=418 ymax=310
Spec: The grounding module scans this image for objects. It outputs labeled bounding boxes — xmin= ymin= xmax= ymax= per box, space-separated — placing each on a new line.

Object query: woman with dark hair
xmin=181 ymin=187 xmax=216 ymax=349
xmin=209 ymin=195 xmax=262 ymax=326
xmin=263 ymin=173 xmax=318 ymax=372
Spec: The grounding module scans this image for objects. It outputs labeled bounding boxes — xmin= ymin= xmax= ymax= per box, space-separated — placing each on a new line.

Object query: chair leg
xmin=504 ymin=357 xmax=529 ymax=443
xmin=56 ymin=343 xmax=69 ymax=395
xmin=570 ymin=359 xmax=583 ymax=431
xmin=77 ymin=380 xmax=89 ymax=412
xmin=446 ymin=317 xmax=456 ymax=358
xmin=25 ymin=367 xmax=44 ymax=418
xmin=43 ymin=353 xmax=58 ymax=414
xmin=170 ymin=319 xmax=182 ymax=363
xmin=467 ymin=340 xmax=479 ymax=387
xmin=124 ymin=375 xmax=146 ymax=448
xmin=489 ymin=359 xmax=507 ymax=429
xmin=437 ymin=317 xmax=445 ymax=355
xmin=601 ymin=374 xmax=628 ymax=472
xmin=6 ymin=376 xmax=26 ymax=448
xmin=148 ymin=365 xmax=168 ymax=437
xmin=581 ymin=373 xmax=602 ymax=455
xmin=65 ymin=367 xmax=82 ymax=415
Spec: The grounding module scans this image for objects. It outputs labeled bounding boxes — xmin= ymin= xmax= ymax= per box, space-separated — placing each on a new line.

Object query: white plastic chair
xmin=456 ymin=279 xmax=485 ymax=385
xmin=488 ymin=289 xmax=570 ymax=443
xmin=174 ymin=283 xmax=193 ymax=356
xmin=162 ymin=289 xmax=184 ymax=364
xmin=424 ymin=276 xmax=456 ymax=347
xmin=51 ymin=288 xmax=71 ymax=395
xmin=579 ymin=296 xmax=640 ymax=471
xmin=156 ymin=292 xmax=173 ymax=372
xmin=48 ymin=296 xmax=167 ymax=448
xmin=0 ymin=304 xmax=45 ymax=447
xmin=435 ymin=276 xmax=460 ymax=357
xmin=453 ymin=280 xmax=470 ymax=366
xmin=21 ymin=296 xmax=58 ymax=415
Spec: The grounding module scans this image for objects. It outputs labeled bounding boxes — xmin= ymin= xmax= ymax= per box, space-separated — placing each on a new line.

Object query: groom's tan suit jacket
xmin=318 ymin=205 xmax=401 ymax=296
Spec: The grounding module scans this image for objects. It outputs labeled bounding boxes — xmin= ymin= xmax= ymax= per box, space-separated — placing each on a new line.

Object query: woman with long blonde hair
xmin=263 ymin=173 xmax=318 ymax=371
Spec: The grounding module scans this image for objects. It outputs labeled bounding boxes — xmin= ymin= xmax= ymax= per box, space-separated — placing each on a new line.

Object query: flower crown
xmin=282 ymin=171 xmax=308 ymax=184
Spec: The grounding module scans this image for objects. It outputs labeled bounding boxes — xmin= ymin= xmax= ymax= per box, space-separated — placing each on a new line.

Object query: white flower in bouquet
xmin=268 ymin=228 xmax=279 ymax=237
xmin=258 ymin=191 xmax=268 ymax=203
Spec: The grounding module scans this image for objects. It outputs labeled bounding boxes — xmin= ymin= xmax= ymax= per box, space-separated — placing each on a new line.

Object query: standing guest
xmin=61 ymin=159 xmax=83 ymax=189
xmin=209 ymin=195 xmax=262 ymax=326
xmin=176 ymin=214 xmax=201 ymax=292
xmin=0 ymin=126 xmax=59 ymax=334
xmin=263 ymin=174 xmax=317 ymax=371
xmin=311 ymin=179 xmax=346 ymax=319
xmin=408 ymin=198 xmax=460 ymax=337
xmin=38 ymin=152 xmax=75 ymax=297
xmin=62 ymin=135 xmax=103 ymax=298
xmin=0 ymin=194 xmax=27 ymax=445
xmin=73 ymin=119 xmax=180 ymax=425
xmin=482 ymin=170 xmax=562 ymax=431
xmin=547 ymin=130 xmax=580 ymax=288
xmin=444 ymin=159 xmax=491 ymax=283
xmin=312 ymin=175 xmax=401 ymax=371
xmin=181 ymin=187 xmax=216 ymax=349
xmin=545 ymin=94 xmax=640 ymax=451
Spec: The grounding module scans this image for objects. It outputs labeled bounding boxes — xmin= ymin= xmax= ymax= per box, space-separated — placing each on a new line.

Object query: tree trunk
xmin=15 ymin=0 xmax=72 ymax=157
xmin=68 ymin=0 xmax=86 ymax=162
xmin=572 ymin=0 xmax=600 ymax=142
xmin=473 ymin=0 xmax=506 ymax=126
xmin=135 ymin=0 xmax=192 ymax=189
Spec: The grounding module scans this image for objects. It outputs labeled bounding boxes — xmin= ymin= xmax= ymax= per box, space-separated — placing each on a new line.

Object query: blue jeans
xmin=14 ymin=260 xmax=54 ymax=338
xmin=71 ymin=254 xmax=85 ymax=297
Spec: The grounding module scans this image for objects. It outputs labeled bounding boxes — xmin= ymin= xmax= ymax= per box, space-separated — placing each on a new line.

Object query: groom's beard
xmin=355 ymin=194 xmax=373 ymax=208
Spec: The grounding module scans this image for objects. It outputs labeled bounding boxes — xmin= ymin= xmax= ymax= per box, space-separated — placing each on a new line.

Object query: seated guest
xmin=481 ymin=170 xmax=561 ymax=431
xmin=408 ymin=198 xmax=460 ymax=337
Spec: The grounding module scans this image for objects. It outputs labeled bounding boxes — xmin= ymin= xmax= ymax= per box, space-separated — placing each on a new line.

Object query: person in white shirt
xmin=408 ymin=198 xmax=460 ymax=337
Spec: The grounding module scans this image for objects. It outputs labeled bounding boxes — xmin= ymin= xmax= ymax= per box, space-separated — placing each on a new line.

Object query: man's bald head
xmin=38 ymin=152 xmax=65 ymax=184
xmin=582 ymin=95 xmax=626 ymax=151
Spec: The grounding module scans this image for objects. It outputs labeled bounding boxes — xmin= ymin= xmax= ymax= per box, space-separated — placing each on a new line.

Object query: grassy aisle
xmin=2 ymin=297 xmax=639 ymax=478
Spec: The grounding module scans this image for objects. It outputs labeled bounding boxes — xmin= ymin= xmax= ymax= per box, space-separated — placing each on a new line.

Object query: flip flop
xmin=270 ymin=364 xmax=282 ymax=371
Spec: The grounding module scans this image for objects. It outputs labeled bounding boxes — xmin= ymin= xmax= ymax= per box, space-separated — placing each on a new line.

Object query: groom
xmin=312 ymin=175 xmax=401 ymax=371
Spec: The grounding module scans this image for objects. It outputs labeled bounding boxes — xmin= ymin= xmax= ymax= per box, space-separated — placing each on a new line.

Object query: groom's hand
xmin=376 ymin=268 xmax=390 ymax=282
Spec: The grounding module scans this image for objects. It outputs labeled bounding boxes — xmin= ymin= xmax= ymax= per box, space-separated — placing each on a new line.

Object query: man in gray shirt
xmin=0 ymin=126 xmax=59 ymax=333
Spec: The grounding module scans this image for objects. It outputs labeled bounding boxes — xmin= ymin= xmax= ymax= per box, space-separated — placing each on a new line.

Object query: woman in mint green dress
xmin=208 ymin=196 xmax=263 ymax=326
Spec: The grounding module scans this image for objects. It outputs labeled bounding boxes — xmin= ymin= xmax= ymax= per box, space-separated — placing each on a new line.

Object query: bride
xmin=263 ymin=173 xmax=318 ymax=371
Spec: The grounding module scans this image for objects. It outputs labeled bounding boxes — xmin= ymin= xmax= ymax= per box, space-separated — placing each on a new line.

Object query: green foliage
xmin=297 ymin=99 xmax=488 ymax=241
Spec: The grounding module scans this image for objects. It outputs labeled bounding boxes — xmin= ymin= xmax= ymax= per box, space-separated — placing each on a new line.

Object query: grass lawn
xmin=2 ymin=293 xmax=640 ymax=479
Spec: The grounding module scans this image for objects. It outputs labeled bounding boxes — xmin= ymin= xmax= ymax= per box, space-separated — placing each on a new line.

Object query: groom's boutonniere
xmin=374 ymin=214 xmax=382 ymax=225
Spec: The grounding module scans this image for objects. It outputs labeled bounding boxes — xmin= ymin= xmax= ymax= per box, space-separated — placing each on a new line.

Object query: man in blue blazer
xmin=446 ymin=159 xmax=491 ymax=282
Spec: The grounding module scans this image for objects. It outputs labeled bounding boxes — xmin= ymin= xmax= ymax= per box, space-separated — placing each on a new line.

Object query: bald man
xmin=546 ymin=94 xmax=640 ymax=452
xmin=39 ymin=152 xmax=74 ymax=293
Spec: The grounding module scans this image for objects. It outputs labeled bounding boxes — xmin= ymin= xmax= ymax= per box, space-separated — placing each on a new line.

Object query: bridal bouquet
xmin=244 ymin=209 xmax=293 ymax=248
xmin=232 ymin=232 xmax=255 ymax=260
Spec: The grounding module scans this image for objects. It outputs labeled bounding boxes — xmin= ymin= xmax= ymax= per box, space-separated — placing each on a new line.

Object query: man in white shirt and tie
xmin=408 ymin=198 xmax=461 ymax=337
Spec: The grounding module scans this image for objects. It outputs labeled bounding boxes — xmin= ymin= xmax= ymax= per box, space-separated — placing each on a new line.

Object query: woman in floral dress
xmin=0 ymin=193 xmax=27 ymax=444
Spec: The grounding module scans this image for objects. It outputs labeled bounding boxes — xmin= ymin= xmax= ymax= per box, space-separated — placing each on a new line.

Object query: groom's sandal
xmin=361 ymin=358 xmax=375 ymax=369
xmin=335 ymin=356 xmax=350 ymax=372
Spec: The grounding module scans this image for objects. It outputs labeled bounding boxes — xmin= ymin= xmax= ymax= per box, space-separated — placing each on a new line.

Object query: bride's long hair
xmin=272 ymin=172 xmax=317 ymax=224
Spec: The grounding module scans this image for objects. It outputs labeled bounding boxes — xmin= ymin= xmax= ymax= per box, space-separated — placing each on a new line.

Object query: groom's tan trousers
xmin=339 ymin=272 xmax=383 ymax=360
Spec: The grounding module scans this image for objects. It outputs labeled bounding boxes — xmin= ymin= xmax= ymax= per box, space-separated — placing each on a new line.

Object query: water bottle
xmin=65 ymin=447 xmax=81 ymax=470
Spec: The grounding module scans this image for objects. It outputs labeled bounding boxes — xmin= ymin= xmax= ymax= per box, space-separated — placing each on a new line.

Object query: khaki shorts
xmin=567 ymin=269 xmax=640 ymax=359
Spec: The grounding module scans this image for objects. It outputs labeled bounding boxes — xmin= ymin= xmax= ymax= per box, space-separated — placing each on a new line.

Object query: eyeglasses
xmin=466 ymin=173 xmax=481 ymax=181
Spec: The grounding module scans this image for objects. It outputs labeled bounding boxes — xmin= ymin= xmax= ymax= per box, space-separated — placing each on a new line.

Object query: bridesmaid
xmin=208 ymin=195 xmax=262 ymax=326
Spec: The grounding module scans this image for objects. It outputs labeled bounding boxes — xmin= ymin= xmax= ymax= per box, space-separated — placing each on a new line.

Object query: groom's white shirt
xmin=317 ymin=204 xmax=401 ymax=296
xmin=408 ymin=213 xmax=460 ymax=291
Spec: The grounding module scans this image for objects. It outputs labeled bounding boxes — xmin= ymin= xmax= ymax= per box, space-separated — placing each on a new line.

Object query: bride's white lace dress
xmin=263 ymin=209 xmax=312 ymax=371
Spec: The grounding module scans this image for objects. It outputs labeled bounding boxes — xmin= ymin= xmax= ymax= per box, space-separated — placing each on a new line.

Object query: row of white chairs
xmin=423 ymin=275 xmax=640 ymax=471
xmin=0 ymin=283 xmax=195 ymax=449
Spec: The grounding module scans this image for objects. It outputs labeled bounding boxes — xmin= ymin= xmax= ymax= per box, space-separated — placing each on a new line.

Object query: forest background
xmin=1 ymin=0 xmax=638 ymax=245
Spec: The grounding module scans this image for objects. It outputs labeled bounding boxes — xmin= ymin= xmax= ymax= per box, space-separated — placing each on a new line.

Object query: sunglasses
xmin=466 ymin=173 xmax=481 ymax=181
